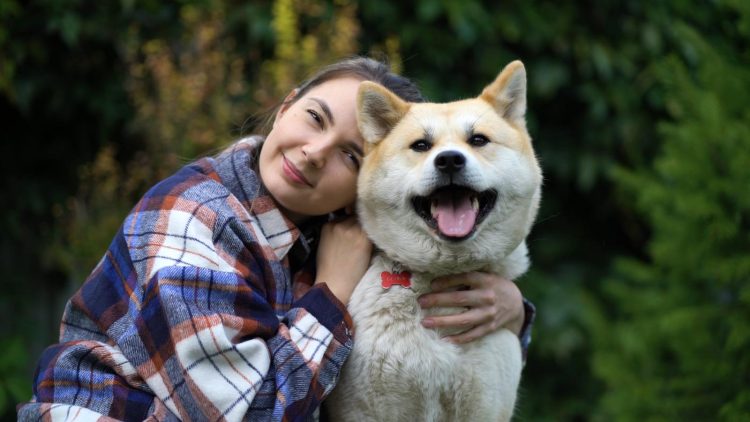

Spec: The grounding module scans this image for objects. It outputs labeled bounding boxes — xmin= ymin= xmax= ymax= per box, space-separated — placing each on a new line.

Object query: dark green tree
xmin=593 ymin=14 xmax=750 ymax=420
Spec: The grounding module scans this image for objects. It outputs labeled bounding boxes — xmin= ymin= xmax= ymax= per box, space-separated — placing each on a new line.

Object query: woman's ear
xmin=273 ymin=88 xmax=300 ymax=126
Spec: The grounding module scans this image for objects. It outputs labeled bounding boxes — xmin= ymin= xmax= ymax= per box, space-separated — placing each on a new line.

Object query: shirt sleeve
xmin=121 ymin=264 xmax=353 ymax=421
xmin=518 ymin=298 xmax=536 ymax=365
xmin=19 ymin=264 xmax=352 ymax=422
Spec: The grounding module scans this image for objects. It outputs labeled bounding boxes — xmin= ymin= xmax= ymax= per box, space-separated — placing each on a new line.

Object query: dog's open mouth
xmin=412 ymin=186 xmax=497 ymax=241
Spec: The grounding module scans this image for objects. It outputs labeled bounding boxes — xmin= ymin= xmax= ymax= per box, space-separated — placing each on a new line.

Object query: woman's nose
xmin=302 ymin=136 xmax=335 ymax=168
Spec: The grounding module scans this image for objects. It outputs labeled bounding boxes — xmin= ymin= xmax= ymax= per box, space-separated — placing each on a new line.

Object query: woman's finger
xmin=421 ymin=307 xmax=493 ymax=330
xmin=418 ymin=287 xmax=495 ymax=309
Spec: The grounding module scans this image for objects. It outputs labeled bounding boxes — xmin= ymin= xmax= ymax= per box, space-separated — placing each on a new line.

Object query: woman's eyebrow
xmin=309 ymin=97 xmax=334 ymax=125
xmin=346 ymin=140 xmax=364 ymax=158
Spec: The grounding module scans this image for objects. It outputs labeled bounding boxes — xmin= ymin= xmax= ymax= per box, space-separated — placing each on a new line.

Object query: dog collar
xmin=381 ymin=270 xmax=412 ymax=289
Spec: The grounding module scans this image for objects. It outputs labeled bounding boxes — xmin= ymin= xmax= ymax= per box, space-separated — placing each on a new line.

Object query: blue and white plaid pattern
xmin=18 ymin=137 xmax=353 ymax=421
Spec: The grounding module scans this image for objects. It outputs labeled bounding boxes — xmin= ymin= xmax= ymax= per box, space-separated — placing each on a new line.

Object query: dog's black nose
xmin=434 ymin=151 xmax=466 ymax=174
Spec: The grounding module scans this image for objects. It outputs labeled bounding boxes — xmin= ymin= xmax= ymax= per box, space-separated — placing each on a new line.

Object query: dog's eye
xmin=410 ymin=140 xmax=432 ymax=152
xmin=468 ymin=134 xmax=490 ymax=147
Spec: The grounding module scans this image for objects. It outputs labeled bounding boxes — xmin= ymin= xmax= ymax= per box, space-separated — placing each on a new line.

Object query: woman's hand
xmin=314 ymin=216 xmax=373 ymax=304
xmin=418 ymin=272 xmax=525 ymax=344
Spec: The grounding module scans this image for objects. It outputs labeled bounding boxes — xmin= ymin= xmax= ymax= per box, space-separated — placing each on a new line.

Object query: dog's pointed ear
xmin=480 ymin=60 xmax=527 ymax=128
xmin=357 ymin=81 xmax=410 ymax=145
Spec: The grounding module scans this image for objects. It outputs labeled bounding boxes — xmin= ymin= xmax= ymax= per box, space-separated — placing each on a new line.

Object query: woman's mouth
xmin=282 ymin=155 xmax=313 ymax=187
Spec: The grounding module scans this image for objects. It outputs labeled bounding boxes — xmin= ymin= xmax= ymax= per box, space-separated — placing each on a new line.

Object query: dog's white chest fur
xmin=326 ymin=255 xmax=522 ymax=421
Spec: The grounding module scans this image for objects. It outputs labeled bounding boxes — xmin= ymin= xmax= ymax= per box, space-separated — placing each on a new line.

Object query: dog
xmin=325 ymin=61 xmax=542 ymax=421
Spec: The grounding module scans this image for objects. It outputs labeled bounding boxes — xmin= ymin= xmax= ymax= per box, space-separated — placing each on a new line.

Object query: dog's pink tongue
xmin=434 ymin=193 xmax=477 ymax=237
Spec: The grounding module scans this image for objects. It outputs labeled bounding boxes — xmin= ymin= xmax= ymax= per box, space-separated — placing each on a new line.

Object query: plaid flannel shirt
xmin=18 ymin=137 xmax=353 ymax=421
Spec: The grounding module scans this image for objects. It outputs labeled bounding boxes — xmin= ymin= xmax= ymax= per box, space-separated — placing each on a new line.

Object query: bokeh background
xmin=1 ymin=0 xmax=748 ymax=420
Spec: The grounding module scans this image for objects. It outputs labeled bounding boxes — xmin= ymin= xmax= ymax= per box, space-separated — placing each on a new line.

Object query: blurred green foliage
xmin=594 ymin=20 xmax=750 ymax=421
xmin=1 ymin=0 xmax=748 ymax=420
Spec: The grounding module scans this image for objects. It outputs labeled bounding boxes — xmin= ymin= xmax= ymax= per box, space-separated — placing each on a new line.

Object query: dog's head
xmin=356 ymin=61 xmax=542 ymax=276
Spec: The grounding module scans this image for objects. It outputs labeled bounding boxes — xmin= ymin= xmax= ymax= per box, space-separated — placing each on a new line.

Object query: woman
xmin=18 ymin=57 xmax=533 ymax=421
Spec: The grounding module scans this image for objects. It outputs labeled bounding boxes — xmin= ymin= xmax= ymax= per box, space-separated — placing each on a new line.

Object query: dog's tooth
xmin=431 ymin=199 xmax=438 ymax=216
xmin=471 ymin=196 xmax=479 ymax=211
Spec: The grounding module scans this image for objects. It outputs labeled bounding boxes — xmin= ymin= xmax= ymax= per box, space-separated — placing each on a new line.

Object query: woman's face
xmin=259 ymin=77 xmax=365 ymax=222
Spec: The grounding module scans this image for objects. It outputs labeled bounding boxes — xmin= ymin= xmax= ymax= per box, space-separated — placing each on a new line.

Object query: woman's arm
xmin=20 ymin=163 xmax=355 ymax=421
xmin=313 ymin=215 xmax=373 ymax=304
xmin=133 ymin=266 xmax=352 ymax=421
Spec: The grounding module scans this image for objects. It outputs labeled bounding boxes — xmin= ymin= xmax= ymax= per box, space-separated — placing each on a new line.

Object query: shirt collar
xmin=251 ymin=197 xmax=301 ymax=260
xmin=215 ymin=136 xmax=302 ymax=260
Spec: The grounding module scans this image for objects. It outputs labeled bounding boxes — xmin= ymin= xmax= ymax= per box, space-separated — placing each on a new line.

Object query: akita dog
xmin=325 ymin=61 xmax=541 ymax=421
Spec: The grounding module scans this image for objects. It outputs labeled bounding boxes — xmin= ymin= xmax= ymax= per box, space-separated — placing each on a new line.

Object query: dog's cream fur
xmin=325 ymin=61 xmax=541 ymax=421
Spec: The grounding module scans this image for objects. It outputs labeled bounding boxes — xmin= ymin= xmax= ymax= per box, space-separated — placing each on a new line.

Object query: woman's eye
xmin=410 ymin=139 xmax=432 ymax=152
xmin=344 ymin=150 xmax=361 ymax=169
xmin=307 ymin=109 xmax=324 ymax=127
xmin=468 ymin=134 xmax=490 ymax=147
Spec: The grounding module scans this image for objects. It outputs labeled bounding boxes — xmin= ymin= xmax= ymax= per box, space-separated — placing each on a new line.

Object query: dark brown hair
xmin=256 ymin=56 xmax=424 ymax=135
